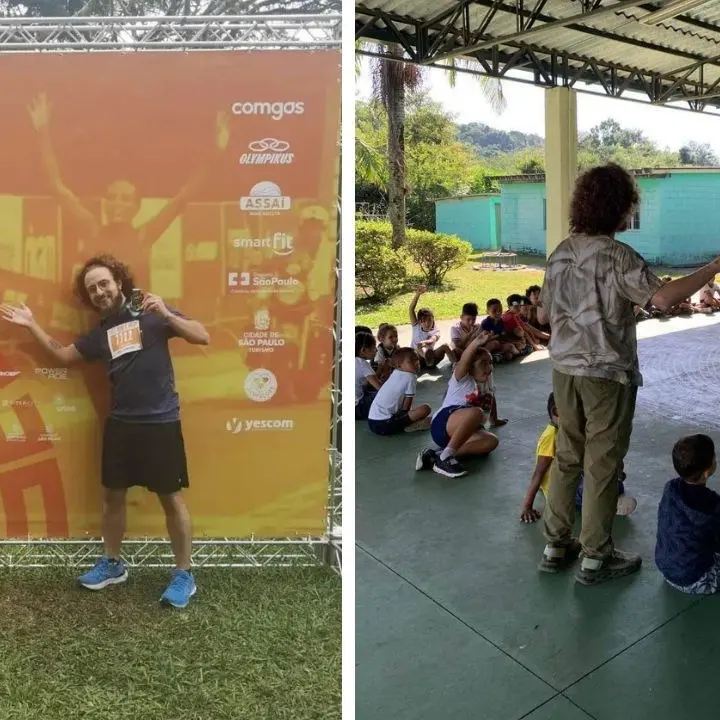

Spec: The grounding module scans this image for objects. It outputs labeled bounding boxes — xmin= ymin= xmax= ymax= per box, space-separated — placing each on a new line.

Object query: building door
xmin=494 ymin=202 xmax=502 ymax=249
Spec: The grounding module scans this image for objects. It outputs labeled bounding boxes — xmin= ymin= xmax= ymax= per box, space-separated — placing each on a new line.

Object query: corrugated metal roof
xmin=357 ymin=1 xmax=720 ymax=90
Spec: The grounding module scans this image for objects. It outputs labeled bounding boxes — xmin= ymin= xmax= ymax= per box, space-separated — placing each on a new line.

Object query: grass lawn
xmin=356 ymin=253 xmax=547 ymax=328
xmin=356 ymin=253 xmax=686 ymax=328
xmin=0 ymin=567 xmax=340 ymax=720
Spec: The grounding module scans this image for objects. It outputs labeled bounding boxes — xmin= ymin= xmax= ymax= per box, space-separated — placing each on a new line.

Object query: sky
xmin=356 ymin=58 xmax=720 ymax=155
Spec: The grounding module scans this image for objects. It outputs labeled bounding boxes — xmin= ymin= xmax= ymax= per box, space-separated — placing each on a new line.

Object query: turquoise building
xmin=435 ymin=168 xmax=720 ymax=266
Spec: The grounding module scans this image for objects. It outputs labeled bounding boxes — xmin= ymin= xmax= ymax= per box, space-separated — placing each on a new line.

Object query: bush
xmin=405 ymin=230 xmax=472 ymax=286
xmin=355 ymin=220 xmax=407 ymax=301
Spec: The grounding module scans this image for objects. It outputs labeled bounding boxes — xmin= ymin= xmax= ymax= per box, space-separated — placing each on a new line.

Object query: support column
xmin=544 ymin=87 xmax=577 ymax=257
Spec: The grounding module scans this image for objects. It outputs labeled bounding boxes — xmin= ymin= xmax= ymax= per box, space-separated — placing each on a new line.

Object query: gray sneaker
xmin=538 ymin=539 xmax=582 ymax=573
xmin=575 ymin=549 xmax=642 ymax=586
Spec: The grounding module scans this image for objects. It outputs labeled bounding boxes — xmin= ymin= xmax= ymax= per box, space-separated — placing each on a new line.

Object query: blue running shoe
xmin=78 ymin=556 xmax=128 ymax=590
xmin=160 ymin=569 xmax=196 ymax=609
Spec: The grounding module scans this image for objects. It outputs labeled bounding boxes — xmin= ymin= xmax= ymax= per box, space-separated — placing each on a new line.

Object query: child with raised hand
xmin=656 ymin=434 xmax=720 ymax=595
xmin=367 ymin=347 xmax=431 ymax=436
xmin=355 ymin=332 xmax=382 ymax=420
xmin=417 ymin=335 xmax=500 ymax=478
xmin=409 ymin=285 xmax=452 ymax=369
xmin=520 ymin=392 xmax=636 ymax=523
xmin=374 ymin=323 xmax=398 ymax=382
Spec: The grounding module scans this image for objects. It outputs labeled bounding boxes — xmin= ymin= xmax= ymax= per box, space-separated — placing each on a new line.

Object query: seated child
xmin=503 ymin=294 xmax=545 ymax=353
xmin=479 ymin=299 xmax=520 ymax=361
xmin=367 ymin=347 xmax=431 ymax=436
xmin=409 ymin=285 xmax=452 ymax=369
xmin=416 ymin=336 xmax=500 ymax=478
xmin=698 ymin=275 xmax=720 ymax=311
xmin=450 ymin=302 xmax=483 ymax=362
xmin=655 ymin=434 xmax=720 ymax=595
xmin=524 ymin=285 xmax=551 ymax=334
xmin=374 ymin=323 xmax=398 ymax=382
xmin=520 ymin=392 xmax=637 ymax=523
xmin=355 ymin=332 xmax=382 ymax=420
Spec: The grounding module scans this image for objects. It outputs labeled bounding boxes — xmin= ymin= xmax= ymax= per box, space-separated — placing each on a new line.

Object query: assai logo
xmin=240 ymin=138 xmax=294 ymax=166
xmin=244 ymin=369 xmax=278 ymax=403
xmin=232 ymin=233 xmax=294 ymax=256
xmin=240 ymin=181 xmax=291 ymax=215
xmin=225 ymin=418 xmax=294 ymax=433
xmin=231 ymin=101 xmax=305 ymax=121
xmin=227 ymin=272 xmax=300 ymax=294
xmin=54 ymin=395 xmax=76 ymax=413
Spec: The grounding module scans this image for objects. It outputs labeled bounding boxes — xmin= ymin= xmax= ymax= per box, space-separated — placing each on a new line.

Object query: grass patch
xmin=355 ymin=253 xmax=687 ymax=328
xmin=0 ymin=567 xmax=340 ymax=720
xmin=356 ymin=254 xmax=547 ymax=327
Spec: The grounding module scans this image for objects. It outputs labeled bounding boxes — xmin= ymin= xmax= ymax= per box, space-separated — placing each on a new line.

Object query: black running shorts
xmin=102 ymin=418 xmax=190 ymax=495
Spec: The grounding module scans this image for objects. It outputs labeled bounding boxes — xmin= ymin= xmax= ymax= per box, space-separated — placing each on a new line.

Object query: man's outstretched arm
xmin=0 ymin=303 xmax=84 ymax=366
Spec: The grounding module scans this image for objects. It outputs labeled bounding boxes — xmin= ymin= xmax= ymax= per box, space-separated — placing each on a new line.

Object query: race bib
xmin=107 ymin=320 xmax=142 ymax=360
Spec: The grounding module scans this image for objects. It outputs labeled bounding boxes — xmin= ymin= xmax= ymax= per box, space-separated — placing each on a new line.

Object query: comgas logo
xmin=231 ymin=101 xmax=305 ymax=120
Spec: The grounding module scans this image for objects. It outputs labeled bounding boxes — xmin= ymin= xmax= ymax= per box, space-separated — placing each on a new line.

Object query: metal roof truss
xmin=356 ymin=1 xmax=720 ymax=113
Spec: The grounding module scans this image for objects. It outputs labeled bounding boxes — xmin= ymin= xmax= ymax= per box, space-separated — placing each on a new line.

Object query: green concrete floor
xmin=356 ymin=316 xmax=720 ymax=720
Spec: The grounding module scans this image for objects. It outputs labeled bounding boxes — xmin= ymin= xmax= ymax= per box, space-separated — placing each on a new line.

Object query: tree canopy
xmin=357 ymin=91 xmax=717 ymax=231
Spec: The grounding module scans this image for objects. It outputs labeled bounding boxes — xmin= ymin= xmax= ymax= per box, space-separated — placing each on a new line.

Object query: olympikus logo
xmin=239 ymin=138 xmax=294 ymax=166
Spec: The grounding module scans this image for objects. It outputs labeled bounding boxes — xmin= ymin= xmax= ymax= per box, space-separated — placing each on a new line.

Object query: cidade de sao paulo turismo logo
xmin=238 ymin=308 xmax=285 ymax=354
xmin=232 ymin=232 xmax=294 ymax=256
xmin=231 ymin=101 xmax=304 ymax=121
xmin=240 ymin=138 xmax=294 ymax=166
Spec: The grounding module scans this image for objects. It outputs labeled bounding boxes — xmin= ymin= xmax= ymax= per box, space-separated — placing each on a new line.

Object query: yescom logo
xmin=226 ymin=418 xmax=295 ymax=433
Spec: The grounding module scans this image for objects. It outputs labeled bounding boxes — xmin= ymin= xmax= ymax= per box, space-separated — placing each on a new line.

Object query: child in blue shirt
xmin=656 ymin=434 xmax=720 ymax=594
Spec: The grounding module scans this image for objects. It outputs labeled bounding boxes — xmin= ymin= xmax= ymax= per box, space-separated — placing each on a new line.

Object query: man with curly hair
xmin=537 ymin=163 xmax=720 ymax=586
xmin=0 ymin=254 xmax=209 ymax=609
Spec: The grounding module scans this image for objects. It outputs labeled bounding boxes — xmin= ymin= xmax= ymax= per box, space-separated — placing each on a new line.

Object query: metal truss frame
xmin=0 ymin=13 xmax=342 ymax=572
xmin=0 ymin=13 xmax=341 ymax=51
xmin=356 ymin=1 xmax=720 ymax=113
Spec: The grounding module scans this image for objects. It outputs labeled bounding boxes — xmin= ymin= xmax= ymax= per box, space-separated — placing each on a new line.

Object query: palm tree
xmin=362 ymin=44 xmax=506 ymax=248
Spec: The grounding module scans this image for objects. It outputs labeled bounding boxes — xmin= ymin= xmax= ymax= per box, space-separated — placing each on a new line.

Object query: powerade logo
xmin=231 ymin=101 xmax=305 ymax=121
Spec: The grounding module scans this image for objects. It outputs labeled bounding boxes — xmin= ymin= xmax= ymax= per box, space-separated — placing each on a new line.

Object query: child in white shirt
xmin=368 ymin=347 xmax=431 ymax=435
xmin=355 ymin=332 xmax=382 ymax=420
xmin=409 ymin=285 xmax=452 ymax=370
xmin=417 ymin=335 xmax=500 ymax=478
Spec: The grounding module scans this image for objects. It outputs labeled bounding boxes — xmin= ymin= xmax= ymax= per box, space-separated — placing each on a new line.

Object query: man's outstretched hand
xmin=141 ymin=293 xmax=170 ymax=320
xmin=0 ymin=303 xmax=33 ymax=327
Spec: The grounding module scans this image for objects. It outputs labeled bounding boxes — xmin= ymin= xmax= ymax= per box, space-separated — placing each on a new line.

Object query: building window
xmin=629 ymin=209 xmax=640 ymax=230
xmin=543 ymin=199 xmax=547 ymax=230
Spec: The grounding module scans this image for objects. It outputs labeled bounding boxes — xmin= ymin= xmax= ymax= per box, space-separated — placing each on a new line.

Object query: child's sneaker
xmin=575 ymin=549 xmax=642 ymax=586
xmin=77 ymin=556 xmax=128 ymax=590
xmin=432 ymin=455 xmax=467 ymax=478
xmin=415 ymin=448 xmax=437 ymax=471
xmin=160 ymin=569 xmax=197 ymax=609
xmin=538 ymin=539 xmax=581 ymax=573
xmin=404 ymin=417 xmax=431 ymax=433
xmin=616 ymin=494 xmax=638 ymax=516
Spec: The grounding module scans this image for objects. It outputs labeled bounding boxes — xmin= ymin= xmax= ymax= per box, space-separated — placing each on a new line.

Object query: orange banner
xmin=0 ymin=50 xmax=340 ymax=538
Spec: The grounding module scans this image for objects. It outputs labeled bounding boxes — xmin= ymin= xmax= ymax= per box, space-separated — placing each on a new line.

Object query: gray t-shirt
xmin=74 ymin=305 xmax=184 ymax=423
xmin=541 ymin=233 xmax=663 ymax=386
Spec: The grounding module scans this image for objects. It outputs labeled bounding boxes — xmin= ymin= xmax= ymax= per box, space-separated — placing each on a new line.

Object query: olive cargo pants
xmin=543 ymin=370 xmax=637 ymax=557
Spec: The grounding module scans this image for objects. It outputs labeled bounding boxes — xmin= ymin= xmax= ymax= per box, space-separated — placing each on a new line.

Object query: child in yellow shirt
xmin=520 ymin=392 xmax=637 ymax=523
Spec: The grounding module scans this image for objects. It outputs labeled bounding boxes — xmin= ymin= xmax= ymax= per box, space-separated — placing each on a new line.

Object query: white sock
xmin=440 ymin=447 xmax=455 ymax=462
